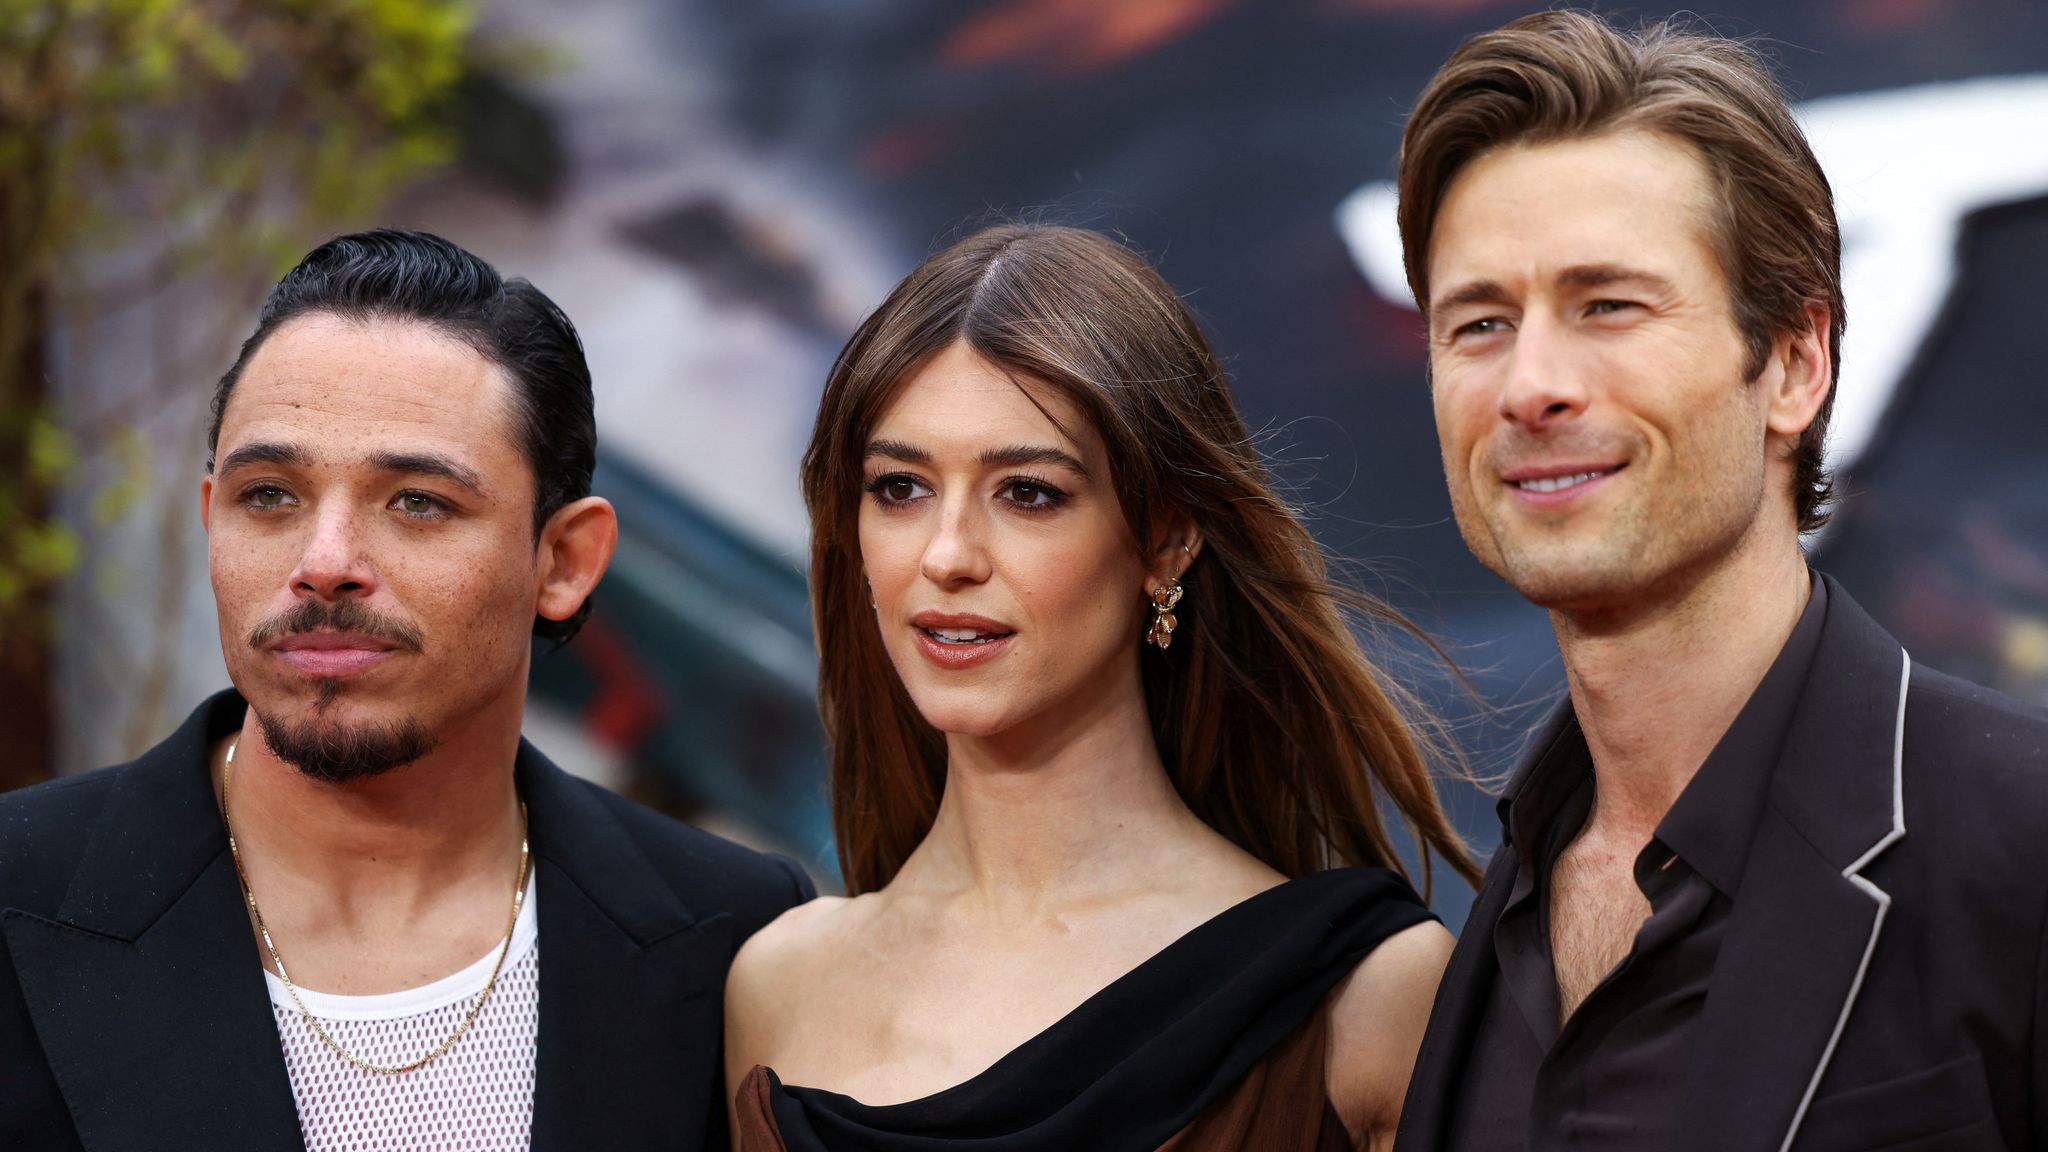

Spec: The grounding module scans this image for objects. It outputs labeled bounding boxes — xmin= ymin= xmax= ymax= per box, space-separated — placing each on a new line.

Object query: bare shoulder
xmin=729 ymin=893 xmax=868 ymax=1001
xmin=723 ymin=893 xmax=879 ymax=1090
xmin=1324 ymin=919 xmax=1456 ymax=1145
xmin=1328 ymin=919 xmax=1454 ymax=1054
xmin=1338 ymin=918 xmax=1455 ymax=1007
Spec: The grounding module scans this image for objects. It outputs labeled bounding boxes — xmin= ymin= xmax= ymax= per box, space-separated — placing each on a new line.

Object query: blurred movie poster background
xmin=6 ymin=0 xmax=2046 ymax=925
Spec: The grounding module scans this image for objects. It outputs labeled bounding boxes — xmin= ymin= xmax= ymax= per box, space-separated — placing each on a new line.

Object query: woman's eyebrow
xmin=864 ymin=438 xmax=930 ymax=465
xmin=864 ymin=439 xmax=1090 ymax=478
xmin=979 ymin=444 xmax=1089 ymax=477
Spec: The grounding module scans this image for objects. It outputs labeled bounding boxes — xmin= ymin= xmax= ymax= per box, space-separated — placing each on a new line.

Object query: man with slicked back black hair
xmin=0 ymin=229 xmax=813 ymax=1152
xmin=209 ymin=229 xmax=602 ymax=644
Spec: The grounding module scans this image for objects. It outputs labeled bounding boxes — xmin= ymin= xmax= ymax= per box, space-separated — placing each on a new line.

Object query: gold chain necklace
xmin=219 ymin=736 xmax=531 ymax=1076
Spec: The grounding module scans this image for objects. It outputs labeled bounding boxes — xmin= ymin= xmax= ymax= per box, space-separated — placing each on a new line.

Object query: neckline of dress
xmin=758 ymin=865 xmax=1390 ymax=1115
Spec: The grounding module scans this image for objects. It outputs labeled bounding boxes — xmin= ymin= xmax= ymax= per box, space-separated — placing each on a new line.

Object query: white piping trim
xmin=1778 ymin=648 xmax=1911 ymax=1152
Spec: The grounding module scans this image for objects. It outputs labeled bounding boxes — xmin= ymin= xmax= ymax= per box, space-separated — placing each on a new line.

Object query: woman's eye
xmin=863 ymin=473 xmax=930 ymax=506
xmin=1001 ymin=479 xmax=1065 ymax=509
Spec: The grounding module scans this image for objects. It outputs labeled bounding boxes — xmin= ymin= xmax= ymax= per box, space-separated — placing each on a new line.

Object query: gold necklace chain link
xmin=220 ymin=736 xmax=531 ymax=1076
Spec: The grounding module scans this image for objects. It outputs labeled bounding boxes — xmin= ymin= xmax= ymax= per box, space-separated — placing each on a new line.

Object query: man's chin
xmin=257 ymin=691 xmax=375 ymax=729
xmin=1485 ymin=542 xmax=1651 ymax=615
xmin=251 ymin=703 xmax=437 ymax=784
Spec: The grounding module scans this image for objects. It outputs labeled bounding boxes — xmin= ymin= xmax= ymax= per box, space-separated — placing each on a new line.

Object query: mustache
xmin=247 ymin=599 xmax=426 ymax=654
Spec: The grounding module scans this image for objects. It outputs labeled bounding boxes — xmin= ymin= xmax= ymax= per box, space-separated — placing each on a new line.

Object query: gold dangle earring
xmin=1146 ymin=544 xmax=1191 ymax=650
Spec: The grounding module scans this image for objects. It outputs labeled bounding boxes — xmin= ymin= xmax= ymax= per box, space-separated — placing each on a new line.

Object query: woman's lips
xmin=911 ymin=625 xmax=1015 ymax=670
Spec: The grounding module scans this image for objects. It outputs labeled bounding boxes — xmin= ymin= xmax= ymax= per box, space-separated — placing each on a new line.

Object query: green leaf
xmin=14 ymin=519 xmax=80 ymax=581
xmin=26 ymin=416 xmax=74 ymax=487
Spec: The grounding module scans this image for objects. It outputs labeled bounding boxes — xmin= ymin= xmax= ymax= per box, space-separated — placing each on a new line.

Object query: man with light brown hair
xmin=1393 ymin=11 xmax=2048 ymax=1151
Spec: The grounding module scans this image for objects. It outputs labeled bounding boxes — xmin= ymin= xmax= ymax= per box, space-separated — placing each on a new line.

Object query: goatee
xmin=244 ymin=598 xmax=434 ymax=780
xmin=255 ymin=702 xmax=436 ymax=782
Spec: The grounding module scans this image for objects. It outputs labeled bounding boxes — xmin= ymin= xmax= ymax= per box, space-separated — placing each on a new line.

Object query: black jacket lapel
xmin=1397 ymin=700 xmax=1576 ymax=1150
xmin=1679 ymin=577 xmax=1910 ymax=1152
xmin=1 ymin=695 xmax=304 ymax=1152
xmin=521 ymin=746 xmax=735 ymax=1152
xmin=1396 ymin=845 xmax=1518 ymax=1149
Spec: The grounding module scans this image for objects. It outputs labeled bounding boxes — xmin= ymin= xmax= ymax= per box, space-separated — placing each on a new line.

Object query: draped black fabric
xmin=753 ymin=866 xmax=1434 ymax=1151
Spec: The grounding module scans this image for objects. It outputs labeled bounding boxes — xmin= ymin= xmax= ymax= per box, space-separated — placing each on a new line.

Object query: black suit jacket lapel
xmin=1 ymin=694 xmax=305 ymax=1152
xmin=1396 ymin=700 xmax=1575 ymax=1151
xmin=1679 ymin=577 xmax=1910 ymax=1152
xmin=521 ymin=746 xmax=735 ymax=1152
xmin=1396 ymin=845 xmax=1517 ymax=1149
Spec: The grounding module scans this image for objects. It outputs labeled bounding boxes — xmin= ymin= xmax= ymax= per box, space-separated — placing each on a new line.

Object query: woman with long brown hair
xmin=724 ymin=224 xmax=1476 ymax=1151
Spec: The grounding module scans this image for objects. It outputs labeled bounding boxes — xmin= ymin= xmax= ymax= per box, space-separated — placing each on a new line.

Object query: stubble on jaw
xmin=1464 ymin=457 xmax=1767 ymax=623
xmin=1480 ymin=489 xmax=1658 ymax=608
xmin=1448 ymin=363 xmax=1773 ymax=616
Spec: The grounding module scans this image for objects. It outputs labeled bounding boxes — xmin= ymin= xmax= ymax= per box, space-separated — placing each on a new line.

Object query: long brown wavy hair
xmin=801 ymin=224 xmax=1478 ymax=897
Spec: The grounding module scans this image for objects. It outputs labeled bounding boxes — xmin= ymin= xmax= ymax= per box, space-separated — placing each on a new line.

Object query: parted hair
xmin=1397 ymin=10 xmax=1845 ymax=531
xmin=801 ymin=223 xmax=1478 ymax=897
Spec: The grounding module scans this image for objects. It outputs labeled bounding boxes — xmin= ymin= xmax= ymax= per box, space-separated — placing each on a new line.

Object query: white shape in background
xmin=1336 ymin=74 xmax=2048 ymax=480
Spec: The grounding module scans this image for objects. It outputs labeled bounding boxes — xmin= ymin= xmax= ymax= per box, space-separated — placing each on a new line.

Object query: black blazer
xmin=1399 ymin=575 xmax=2048 ymax=1151
xmin=0 ymin=690 xmax=815 ymax=1152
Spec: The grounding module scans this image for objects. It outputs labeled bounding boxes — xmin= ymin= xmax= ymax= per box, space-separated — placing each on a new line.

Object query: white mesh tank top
xmin=266 ymin=875 xmax=539 ymax=1152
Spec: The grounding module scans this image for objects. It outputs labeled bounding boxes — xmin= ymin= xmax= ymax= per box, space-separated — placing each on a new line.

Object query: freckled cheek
xmin=209 ymin=561 xmax=257 ymax=642
xmin=380 ymin=529 xmax=537 ymax=643
xmin=208 ymin=528 xmax=304 ymax=629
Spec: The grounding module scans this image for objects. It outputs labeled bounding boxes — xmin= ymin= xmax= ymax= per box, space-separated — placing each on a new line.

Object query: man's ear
xmin=1764 ymin=301 xmax=1833 ymax=442
xmin=200 ymin=474 xmax=215 ymax=535
xmin=535 ymin=496 xmax=619 ymax=624
xmin=1140 ymin=508 xmax=1204 ymax=596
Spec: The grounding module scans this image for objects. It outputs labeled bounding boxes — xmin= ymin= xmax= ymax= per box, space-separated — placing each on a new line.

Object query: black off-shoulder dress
xmin=736 ymin=867 xmax=1435 ymax=1152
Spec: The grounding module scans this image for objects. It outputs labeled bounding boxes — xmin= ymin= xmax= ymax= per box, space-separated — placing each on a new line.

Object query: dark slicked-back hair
xmin=1398 ymin=10 xmax=1844 ymax=532
xmin=208 ymin=229 xmax=599 ymax=644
